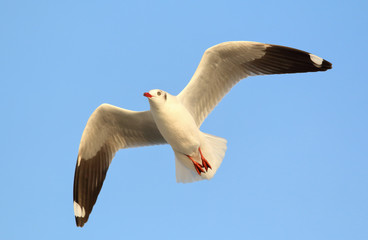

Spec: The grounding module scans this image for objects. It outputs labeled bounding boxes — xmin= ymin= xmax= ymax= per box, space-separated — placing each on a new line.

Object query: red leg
xmin=199 ymin=147 xmax=212 ymax=171
xmin=187 ymin=155 xmax=205 ymax=175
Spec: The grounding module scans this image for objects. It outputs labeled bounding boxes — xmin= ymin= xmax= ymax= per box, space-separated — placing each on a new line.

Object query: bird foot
xmin=187 ymin=155 xmax=205 ymax=175
xmin=186 ymin=147 xmax=212 ymax=175
xmin=199 ymin=147 xmax=212 ymax=171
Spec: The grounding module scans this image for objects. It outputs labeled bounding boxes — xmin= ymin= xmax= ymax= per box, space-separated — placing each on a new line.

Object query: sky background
xmin=1 ymin=0 xmax=367 ymax=239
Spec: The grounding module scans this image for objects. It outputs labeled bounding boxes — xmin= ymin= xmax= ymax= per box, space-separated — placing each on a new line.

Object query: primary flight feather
xmin=73 ymin=41 xmax=332 ymax=227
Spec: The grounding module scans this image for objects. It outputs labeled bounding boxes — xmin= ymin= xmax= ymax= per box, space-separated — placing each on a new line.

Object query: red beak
xmin=143 ymin=92 xmax=153 ymax=98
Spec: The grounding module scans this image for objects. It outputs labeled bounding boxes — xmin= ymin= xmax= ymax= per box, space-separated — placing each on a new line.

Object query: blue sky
xmin=1 ymin=0 xmax=367 ymax=239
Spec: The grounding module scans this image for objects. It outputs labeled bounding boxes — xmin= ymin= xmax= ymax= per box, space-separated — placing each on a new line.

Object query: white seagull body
xmin=73 ymin=41 xmax=332 ymax=227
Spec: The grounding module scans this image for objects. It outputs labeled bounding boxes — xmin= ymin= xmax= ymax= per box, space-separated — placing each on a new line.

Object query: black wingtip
xmin=76 ymin=216 xmax=87 ymax=227
xmin=321 ymin=59 xmax=332 ymax=71
xmin=73 ymin=147 xmax=112 ymax=228
xmin=256 ymin=44 xmax=333 ymax=75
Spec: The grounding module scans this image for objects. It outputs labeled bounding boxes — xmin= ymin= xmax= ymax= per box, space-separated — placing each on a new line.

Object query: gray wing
xmin=178 ymin=41 xmax=332 ymax=126
xmin=73 ymin=103 xmax=166 ymax=227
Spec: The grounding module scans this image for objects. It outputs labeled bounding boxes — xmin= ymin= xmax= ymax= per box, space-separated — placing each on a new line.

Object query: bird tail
xmin=175 ymin=133 xmax=227 ymax=183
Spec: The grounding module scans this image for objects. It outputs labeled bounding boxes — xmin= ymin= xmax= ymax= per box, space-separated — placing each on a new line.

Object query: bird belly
xmin=153 ymin=106 xmax=200 ymax=156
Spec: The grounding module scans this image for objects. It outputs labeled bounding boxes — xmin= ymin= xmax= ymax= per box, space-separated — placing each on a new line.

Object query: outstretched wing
xmin=73 ymin=103 xmax=166 ymax=227
xmin=178 ymin=41 xmax=332 ymax=126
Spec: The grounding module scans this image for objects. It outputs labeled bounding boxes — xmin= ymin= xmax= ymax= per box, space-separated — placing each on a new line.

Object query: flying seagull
xmin=73 ymin=41 xmax=332 ymax=227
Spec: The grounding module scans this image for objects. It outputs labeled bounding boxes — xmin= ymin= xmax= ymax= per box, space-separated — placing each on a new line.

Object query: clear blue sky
xmin=1 ymin=1 xmax=367 ymax=239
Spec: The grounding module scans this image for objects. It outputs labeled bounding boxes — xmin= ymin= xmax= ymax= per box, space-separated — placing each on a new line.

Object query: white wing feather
xmin=74 ymin=103 xmax=166 ymax=227
xmin=178 ymin=41 xmax=332 ymax=126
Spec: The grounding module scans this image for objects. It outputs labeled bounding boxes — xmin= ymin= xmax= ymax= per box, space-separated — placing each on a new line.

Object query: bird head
xmin=143 ymin=89 xmax=168 ymax=106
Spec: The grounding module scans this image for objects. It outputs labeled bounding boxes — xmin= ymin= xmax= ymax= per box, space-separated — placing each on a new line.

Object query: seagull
xmin=73 ymin=41 xmax=332 ymax=227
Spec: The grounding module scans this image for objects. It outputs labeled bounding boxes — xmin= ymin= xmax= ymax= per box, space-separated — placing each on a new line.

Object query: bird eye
xmin=157 ymin=91 xmax=161 ymax=96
